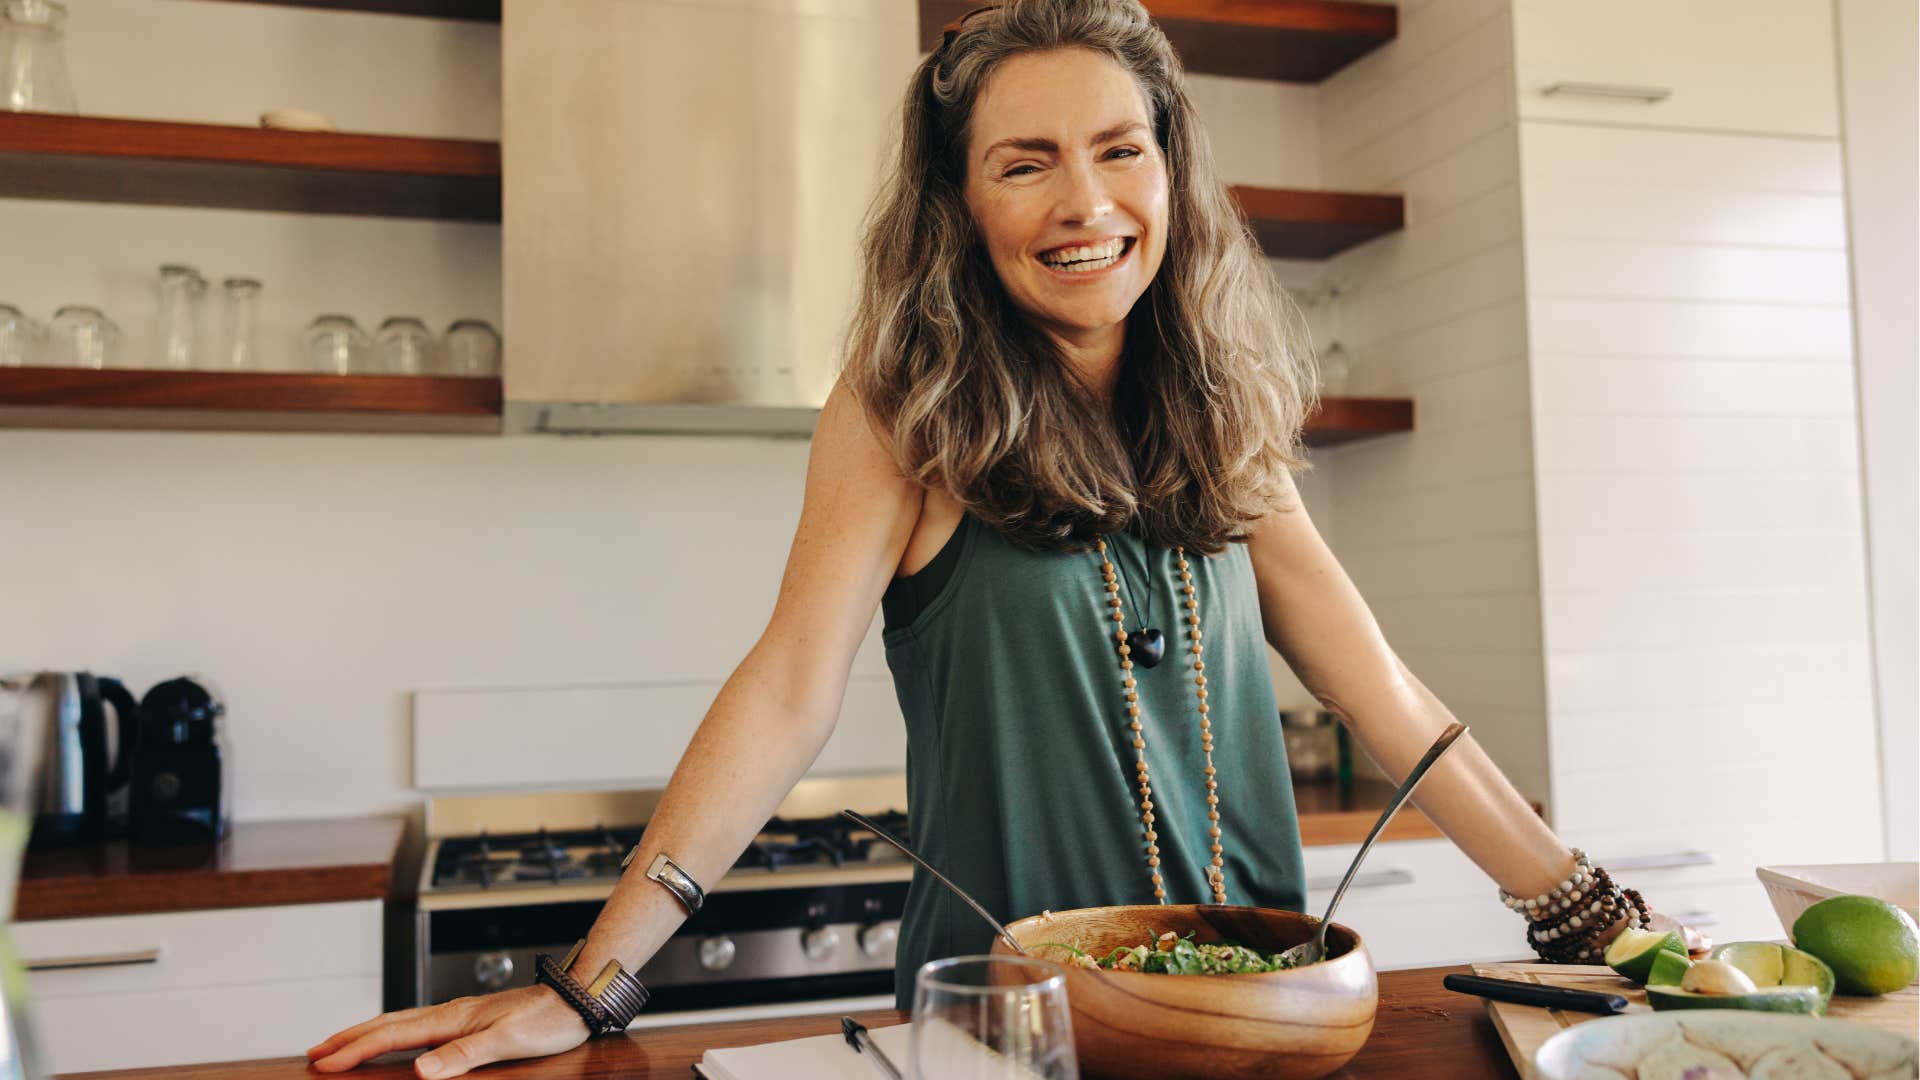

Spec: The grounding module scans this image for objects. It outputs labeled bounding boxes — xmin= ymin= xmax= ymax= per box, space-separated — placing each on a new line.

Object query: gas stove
xmin=414 ymin=779 xmax=914 ymax=1019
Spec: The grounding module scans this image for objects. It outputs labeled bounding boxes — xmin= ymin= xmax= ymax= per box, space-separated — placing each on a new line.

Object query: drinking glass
xmin=911 ymin=956 xmax=1078 ymax=1080
xmin=45 ymin=306 xmax=119 ymax=369
xmin=441 ymin=318 xmax=500 ymax=376
xmin=0 ymin=305 xmax=42 ymax=366
xmin=375 ymin=316 xmax=434 ymax=375
xmin=215 ymin=278 xmax=262 ymax=370
xmin=155 ymin=264 xmax=208 ymax=370
xmin=306 ymin=314 xmax=370 ymax=375
xmin=0 ymin=0 xmax=77 ymax=114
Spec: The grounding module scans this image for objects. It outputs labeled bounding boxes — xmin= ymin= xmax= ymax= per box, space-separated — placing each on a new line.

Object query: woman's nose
xmin=1054 ymin=158 xmax=1114 ymax=226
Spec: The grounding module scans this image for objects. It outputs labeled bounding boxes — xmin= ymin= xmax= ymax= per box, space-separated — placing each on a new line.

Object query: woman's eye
xmin=1107 ymin=147 xmax=1140 ymax=160
xmin=1004 ymin=164 xmax=1038 ymax=177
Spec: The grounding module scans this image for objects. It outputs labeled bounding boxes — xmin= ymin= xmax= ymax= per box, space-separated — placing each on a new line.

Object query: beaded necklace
xmin=1096 ymin=537 xmax=1227 ymax=905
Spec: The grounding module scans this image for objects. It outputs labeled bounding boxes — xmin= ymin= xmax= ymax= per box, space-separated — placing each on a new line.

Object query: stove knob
xmin=801 ymin=926 xmax=841 ymax=962
xmin=473 ymin=951 xmax=515 ymax=990
xmin=697 ymin=935 xmax=737 ymax=972
xmin=857 ymin=923 xmax=898 ymax=959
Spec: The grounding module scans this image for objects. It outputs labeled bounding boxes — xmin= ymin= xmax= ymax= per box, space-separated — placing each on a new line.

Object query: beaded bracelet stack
xmin=1499 ymin=849 xmax=1653 ymax=963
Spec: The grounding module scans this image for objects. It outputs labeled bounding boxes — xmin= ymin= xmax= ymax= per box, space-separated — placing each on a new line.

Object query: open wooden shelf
xmin=196 ymin=0 xmax=499 ymax=21
xmin=1230 ymin=185 xmax=1404 ymax=259
xmin=920 ymin=0 xmax=1396 ymax=82
xmin=0 ymin=366 xmax=502 ymax=434
xmin=1304 ymin=396 xmax=1413 ymax=447
xmin=0 ymin=113 xmax=500 ymax=221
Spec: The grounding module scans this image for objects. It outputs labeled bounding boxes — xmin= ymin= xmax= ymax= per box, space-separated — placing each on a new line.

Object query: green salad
xmin=1035 ymin=930 xmax=1301 ymax=975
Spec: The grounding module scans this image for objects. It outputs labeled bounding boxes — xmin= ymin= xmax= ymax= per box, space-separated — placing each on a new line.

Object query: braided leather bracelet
xmin=534 ymin=952 xmax=617 ymax=1035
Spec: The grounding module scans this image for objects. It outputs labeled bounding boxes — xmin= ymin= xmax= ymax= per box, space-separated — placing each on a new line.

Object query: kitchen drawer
xmin=1570 ymin=819 xmax=1882 ymax=898
xmin=1300 ymin=838 xmax=1494 ymax=902
xmin=13 ymin=899 xmax=380 ymax=997
xmin=1512 ymin=0 xmax=1839 ymax=137
xmin=26 ymin=975 xmax=380 ymax=1074
xmin=1308 ymin=892 xmax=1522 ymax=971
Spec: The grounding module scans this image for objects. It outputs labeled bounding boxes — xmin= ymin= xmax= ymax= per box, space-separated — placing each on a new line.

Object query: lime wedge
xmin=1605 ymin=927 xmax=1688 ymax=985
xmin=1645 ymin=983 xmax=1823 ymax=1014
xmin=1645 ymin=949 xmax=1692 ymax=988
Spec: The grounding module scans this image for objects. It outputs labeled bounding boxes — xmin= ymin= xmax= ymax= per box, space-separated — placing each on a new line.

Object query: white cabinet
xmin=1301 ymin=839 xmax=1523 ymax=969
xmin=1512 ymin=0 xmax=1840 ymax=137
xmin=12 ymin=901 xmax=382 ymax=1074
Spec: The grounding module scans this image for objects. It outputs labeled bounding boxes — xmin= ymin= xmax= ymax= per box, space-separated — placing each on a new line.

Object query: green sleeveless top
xmin=882 ymin=513 xmax=1308 ymax=1007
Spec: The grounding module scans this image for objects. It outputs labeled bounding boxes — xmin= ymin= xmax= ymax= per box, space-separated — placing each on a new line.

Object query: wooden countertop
xmin=1296 ymin=776 xmax=1442 ymax=845
xmin=16 ymin=815 xmax=404 ymax=920
xmin=62 ymin=965 xmax=1519 ymax=1079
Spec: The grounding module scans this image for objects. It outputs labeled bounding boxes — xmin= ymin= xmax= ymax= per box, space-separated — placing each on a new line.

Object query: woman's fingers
xmin=412 ymin=1030 xmax=501 ymax=1079
xmin=310 ymin=1009 xmax=471 ymax=1073
xmin=307 ymin=1005 xmax=435 ymax=1061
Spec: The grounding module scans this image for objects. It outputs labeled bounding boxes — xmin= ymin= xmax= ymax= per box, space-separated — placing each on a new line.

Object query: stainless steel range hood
xmin=502 ymin=0 xmax=919 ymax=436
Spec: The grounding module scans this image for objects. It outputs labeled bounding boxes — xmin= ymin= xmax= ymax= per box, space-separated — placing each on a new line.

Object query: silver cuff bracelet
xmin=629 ymin=849 xmax=704 ymax=915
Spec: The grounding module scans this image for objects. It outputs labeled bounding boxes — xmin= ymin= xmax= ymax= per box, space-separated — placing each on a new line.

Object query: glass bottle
xmin=441 ymin=319 xmax=501 ymax=377
xmin=375 ymin=316 xmax=433 ymax=376
xmin=0 ymin=0 xmax=77 ymax=114
xmin=306 ymin=314 xmax=369 ymax=375
xmin=216 ymin=278 xmax=262 ymax=370
xmin=45 ymin=305 xmax=119 ymax=369
xmin=155 ymin=264 xmax=208 ymax=370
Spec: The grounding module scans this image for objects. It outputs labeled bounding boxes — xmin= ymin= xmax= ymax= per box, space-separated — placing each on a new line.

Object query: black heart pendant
xmin=1127 ymin=628 xmax=1166 ymax=669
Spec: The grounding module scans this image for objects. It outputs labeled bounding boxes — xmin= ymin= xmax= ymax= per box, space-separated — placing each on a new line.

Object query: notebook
xmin=694 ymin=1022 xmax=913 ymax=1080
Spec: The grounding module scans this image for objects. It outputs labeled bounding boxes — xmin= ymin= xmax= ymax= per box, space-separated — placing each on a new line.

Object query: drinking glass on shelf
xmin=215 ymin=277 xmax=262 ymax=371
xmin=911 ymin=955 xmax=1079 ymax=1080
xmin=375 ymin=316 xmax=434 ymax=376
xmin=155 ymin=264 xmax=208 ymax=370
xmin=45 ymin=306 xmax=120 ymax=369
xmin=1316 ymin=340 xmax=1351 ymax=396
xmin=441 ymin=318 xmax=500 ymax=376
xmin=306 ymin=314 xmax=370 ymax=375
xmin=0 ymin=0 xmax=78 ymax=113
xmin=0 ymin=304 xmax=43 ymax=366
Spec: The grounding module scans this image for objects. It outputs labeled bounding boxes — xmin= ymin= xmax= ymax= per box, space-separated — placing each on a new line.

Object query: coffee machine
xmin=129 ymin=676 xmax=228 ymax=844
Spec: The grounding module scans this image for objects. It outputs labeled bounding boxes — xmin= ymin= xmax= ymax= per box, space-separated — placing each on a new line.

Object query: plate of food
xmin=1533 ymin=1011 xmax=1918 ymax=1080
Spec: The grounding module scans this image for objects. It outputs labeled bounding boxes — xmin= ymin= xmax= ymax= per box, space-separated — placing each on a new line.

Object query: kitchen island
xmin=59 ymin=965 xmax=1521 ymax=1079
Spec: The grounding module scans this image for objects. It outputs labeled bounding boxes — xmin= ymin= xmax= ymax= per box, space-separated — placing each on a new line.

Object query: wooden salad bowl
xmin=991 ymin=904 xmax=1377 ymax=1080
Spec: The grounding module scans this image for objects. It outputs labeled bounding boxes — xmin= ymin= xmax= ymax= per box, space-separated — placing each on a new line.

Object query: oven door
xmin=420 ymin=880 xmax=907 ymax=1018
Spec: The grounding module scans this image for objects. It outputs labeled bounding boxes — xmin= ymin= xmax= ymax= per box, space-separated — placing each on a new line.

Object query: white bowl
xmin=1756 ymin=862 xmax=1919 ymax=937
xmin=1534 ymin=1012 xmax=1917 ymax=1080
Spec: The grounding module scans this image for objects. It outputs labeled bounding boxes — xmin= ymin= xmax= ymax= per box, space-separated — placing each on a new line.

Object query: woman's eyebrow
xmin=981 ymin=120 xmax=1149 ymax=162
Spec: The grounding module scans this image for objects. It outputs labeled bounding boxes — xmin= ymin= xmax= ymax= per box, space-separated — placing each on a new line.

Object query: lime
xmin=1645 ymin=948 xmax=1692 ymax=988
xmin=1605 ymin=927 xmax=1689 ymax=985
xmin=1792 ymin=894 xmax=1920 ymax=996
xmin=1709 ymin=941 xmax=1836 ymax=1014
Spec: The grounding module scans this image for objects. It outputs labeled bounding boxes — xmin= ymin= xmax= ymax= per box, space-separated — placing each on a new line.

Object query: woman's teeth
xmin=1039 ymin=238 xmax=1128 ymax=272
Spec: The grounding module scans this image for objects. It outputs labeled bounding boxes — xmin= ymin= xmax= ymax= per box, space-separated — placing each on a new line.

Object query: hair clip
xmin=939 ymin=4 xmax=1000 ymax=58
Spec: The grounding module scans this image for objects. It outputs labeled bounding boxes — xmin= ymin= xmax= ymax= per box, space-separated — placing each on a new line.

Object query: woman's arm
xmin=307 ymin=383 xmax=924 ymax=1078
xmin=1244 ymin=472 xmax=1575 ymax=907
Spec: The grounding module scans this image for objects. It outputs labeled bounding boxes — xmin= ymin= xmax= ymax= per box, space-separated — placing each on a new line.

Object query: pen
xmin=841 ymin=1016 xmax=904 ymax=1080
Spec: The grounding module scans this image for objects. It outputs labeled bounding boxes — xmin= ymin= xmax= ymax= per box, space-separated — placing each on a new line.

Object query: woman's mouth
xmin=1035 ymin=237 xmax=1135 ymax=277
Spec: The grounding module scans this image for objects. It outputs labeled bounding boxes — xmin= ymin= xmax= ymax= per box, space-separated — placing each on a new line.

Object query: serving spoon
xmin=1277 ymin=720 xmax=1468 ymax=968
xmin=840 ymin=808 xmax=1028 ymax=955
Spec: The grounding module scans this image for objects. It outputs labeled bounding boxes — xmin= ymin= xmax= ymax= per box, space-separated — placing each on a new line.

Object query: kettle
xmin=29 ymin=673 xmax=139 ymax=847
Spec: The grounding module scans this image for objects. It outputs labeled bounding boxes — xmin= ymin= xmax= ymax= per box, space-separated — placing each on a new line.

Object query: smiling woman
xmin=841 ymin=1 xmax=1318 ymax=554
xmin=306 ymin=2 xmax=1692 ymax=1077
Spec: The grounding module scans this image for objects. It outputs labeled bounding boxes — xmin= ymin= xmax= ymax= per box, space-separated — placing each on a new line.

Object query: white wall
xmin=1834 ymin=0 xmax=1919 ymax=862
xmin=0 ymin=2 xmax=1341 ymax=822
xmin=1313 ymin=0 xmax=1550 ymax=802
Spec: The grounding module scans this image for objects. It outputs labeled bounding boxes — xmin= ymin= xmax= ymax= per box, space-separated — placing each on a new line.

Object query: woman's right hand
xmin=307 ymin=985 xmax=590 ymax=1078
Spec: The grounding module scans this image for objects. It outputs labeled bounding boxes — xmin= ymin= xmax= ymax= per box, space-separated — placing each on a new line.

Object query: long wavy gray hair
xmin=841 ymin=0 xmax=1317 ymax=554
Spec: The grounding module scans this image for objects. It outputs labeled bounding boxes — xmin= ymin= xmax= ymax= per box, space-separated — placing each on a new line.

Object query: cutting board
xmin=1469 ymin=961 xmax=1920 ymax=1079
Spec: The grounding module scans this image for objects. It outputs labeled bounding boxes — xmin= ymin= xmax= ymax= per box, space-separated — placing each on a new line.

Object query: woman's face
xmin=964 ymin=48 xmax=1169 ymax=353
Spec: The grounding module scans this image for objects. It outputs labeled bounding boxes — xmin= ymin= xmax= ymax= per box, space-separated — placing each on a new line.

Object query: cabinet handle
xmin=1673 ymin=910 xmax=1720 ymax=928
xmin=1601 ymin=851 xmax=1714 ymax=871
xmin=25 ymin=948 xmax=162 ymax=972
xmin=1306 ymin=868 xmax=1414 ymax=892
xmin=1541 ymin=81 xmax=1672 ymax=103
